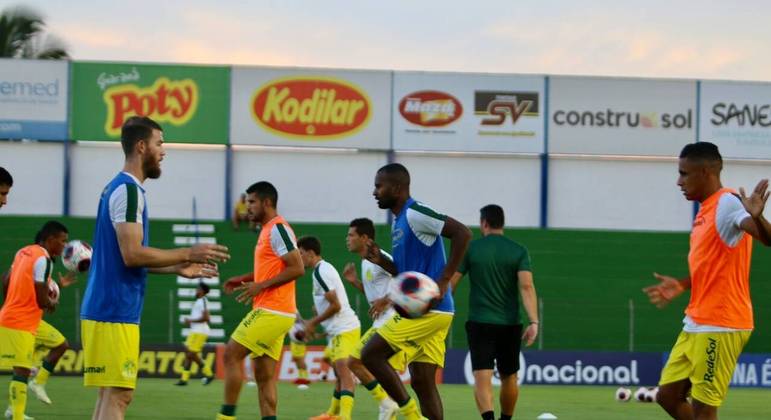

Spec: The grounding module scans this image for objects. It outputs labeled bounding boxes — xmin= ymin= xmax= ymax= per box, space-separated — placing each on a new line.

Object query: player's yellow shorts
xmin=81 ymin=320 xmax=140 ymax=389
xmin=232 ymin=308 xmax=294 ymax=361
xmin=351 ymin=325 xmax=407 ymax=371
xmin=323 ymin=341 xmax=333 ymax=361
xmin=377 ymin=311 xmax=453 ymax=367
xmin=290 ymin=341 xmax=307 ymax=359
xmin=0 ymin=326 xmax=35 ymax=369
xmin=659 ymin=329 xmax=751 ymax=406
xmin=329 ymin=328 xmax=360 ymax=362
xmin=185 ymin=332 xmax=208 ymax=353
xmin=35 ymin=320 xmax=66 ymax=349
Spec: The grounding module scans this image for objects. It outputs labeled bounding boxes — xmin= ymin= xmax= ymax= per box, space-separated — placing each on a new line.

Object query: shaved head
xmin=377 ymin=163 xmax=410 ymax=187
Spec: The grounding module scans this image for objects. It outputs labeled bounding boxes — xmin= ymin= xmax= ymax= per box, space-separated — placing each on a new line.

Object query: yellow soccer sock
xmin=298 ymin=368 xmax=308 ymax=379
xmin=364 ymin=380 xmax=388 ymax=402
xmin=202 ymin=365 xmax=213 ymax=377
xmin=326 ymin=390 xmax=341 ymax=415
xmin=399 ymin=397 xmax=422 ymax=420
xmin=339 ymin=391 xmax=354 ymax=420
xmin=181 ymin=370 xmax=191 ymax=382
xmin=9 ymin=376 xmax=28 ymax=420
xmin=35 ymin=361 xmax=55 ymax=386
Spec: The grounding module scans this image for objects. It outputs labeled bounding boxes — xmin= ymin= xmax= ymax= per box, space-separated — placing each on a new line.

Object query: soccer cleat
xmin=28 ymin=381 xmax=52 ymax=405
xmin=4 ymin=407 xmax=34 ymax=419
xmin=378 ymin=399 xmax=399 ymax=420
xmin=308 ymin=414 xmax=340 ymax=420
xmin=201 ymin=376 xmax=215 ymax=385
xmin=173 ymin=380 xmax=188 ymax=386
xmin=246 ymin=380 xmax=257 ymax=387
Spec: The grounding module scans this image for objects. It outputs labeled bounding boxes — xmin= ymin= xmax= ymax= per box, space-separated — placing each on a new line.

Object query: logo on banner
xmin=100 ymin=70 xmax=200 ymax=137
xmin=552 ymin=109 xmax=692 ymax=129
xmin=399 ymin=91 xmax=462 ymax=128
xmin=711 ymin=103 xmax=771 ymax=127
xmin=474 ymin=91 xmax=539 ymax=137
xmin=252 ymin=77 xmax=371 ymax=140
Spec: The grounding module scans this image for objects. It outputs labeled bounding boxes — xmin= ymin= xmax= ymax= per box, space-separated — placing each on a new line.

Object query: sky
xmin=5 ymin=0 xmax=771 ymax=82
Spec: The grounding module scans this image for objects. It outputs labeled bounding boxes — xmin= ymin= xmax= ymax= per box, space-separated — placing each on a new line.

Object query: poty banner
xmin=230 ymin=67 xmax=391 ymax=149
xmin=70 ymin=62 xmax=229 ymax=143
xmin=699 ymin=81 xmax=771 ymax=159
xmin=549 ymin=76 xmax=695 ymax=156
xmin=0 ymin=59 xmax=68 ymax=140
xmin=393 ymin=72 xmax=545 ymax=153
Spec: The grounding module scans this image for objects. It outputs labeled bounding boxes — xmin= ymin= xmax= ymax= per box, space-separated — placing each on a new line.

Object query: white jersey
xmin=188 ymin=297 xmax=210 ymax=334
xmin=312 ymin=260 xmax=360 ymax=336
xmin=361 ymin=250 xmax=397 ymax=328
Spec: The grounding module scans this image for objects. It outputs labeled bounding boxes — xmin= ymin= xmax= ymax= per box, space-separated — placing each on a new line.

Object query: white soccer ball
xmin=615 ymin=387 xmax=631 ymax=402
xmin=388 ymin=271 xmax=440 ymax=319
xmin=62 ymin=240 xmax=92 ymax=272
xmin=48 ymin=280 xmax=60 ymax=303
xmin=634 ymin=386 xmax=650 ymax=402
xmin=645 ymin=387 xmax=659 ymax=403
xmin=288 ymin=322 xmax=307 ymax=343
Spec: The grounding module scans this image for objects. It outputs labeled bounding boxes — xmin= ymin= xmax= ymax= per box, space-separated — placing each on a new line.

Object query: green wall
xmin=2 ymin=216 xmax=770 ymax=352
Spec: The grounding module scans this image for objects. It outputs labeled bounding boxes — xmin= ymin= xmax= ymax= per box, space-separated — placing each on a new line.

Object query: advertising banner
xmin=700 ymin=81 xmax=771 ymax=159
xmin=230 ymin=67 xmax=391 ymax=149
xmin=549 ymin=76 xmax=696 ymax=156
xmin=393 ymin=72 xmax=545 ymax=153
xmin=70 ymin=62 xmax=229 ymax=143
xmin=0 ymin=59 xmax=68 ymax=140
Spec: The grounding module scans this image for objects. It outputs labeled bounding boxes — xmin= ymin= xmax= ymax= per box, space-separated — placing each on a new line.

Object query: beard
xmin=143 ymin=156 xmax=162 ymax=179
xmin=376 ymin=196 xmax=396 ymax=209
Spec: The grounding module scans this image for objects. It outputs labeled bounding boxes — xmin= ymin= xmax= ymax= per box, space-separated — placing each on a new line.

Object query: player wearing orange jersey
xmin=0 ymin=221 xmax=68 ymax=420
xmin=219 ymin=181 xmax=305 ymax=420
xmin=643 ymin=142 xmax=771 ymax=420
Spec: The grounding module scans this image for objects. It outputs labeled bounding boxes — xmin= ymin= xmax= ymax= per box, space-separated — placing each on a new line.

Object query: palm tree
xmin=0 ymin=5 xmax=68 ymax=59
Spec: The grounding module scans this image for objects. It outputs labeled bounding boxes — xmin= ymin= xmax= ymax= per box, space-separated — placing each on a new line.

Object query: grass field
xmin=8 ymin=376 xmax=771 ymax=419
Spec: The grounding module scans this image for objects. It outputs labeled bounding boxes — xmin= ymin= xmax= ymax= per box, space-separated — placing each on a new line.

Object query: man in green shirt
xmin=452 ymin=204 xmax=539 ymax=420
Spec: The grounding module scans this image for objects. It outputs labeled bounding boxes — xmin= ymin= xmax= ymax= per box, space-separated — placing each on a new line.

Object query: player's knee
xmin=58 ymin=340 xmax=70 ymax=351
xmin=254 ymin=367 xmax=274 ymax=384
xmin=409 ymin=373 xmax=434 ymax=394
xmin=109 ymin=389 xmax=134 ymax=408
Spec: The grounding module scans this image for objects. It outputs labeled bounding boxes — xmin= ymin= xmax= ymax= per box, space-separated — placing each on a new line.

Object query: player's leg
xmin=100 ymin=386 xmax=134 ymax=420
xmin=472 ymin=370 xmax=495 ymax=419
xmin=498 ymin=373 xmax=519 ymax=420
xmin=495 ymin=324 xmax=523 ymax=420
xmin=657 ymin=331 xmax=696 ymax=419
xmin=176 ymin=350 xmax=194 ymax=385
xmin=657 ymin=379 xmax=693 ymax=419
xmin=332 ymin=329 xmax=359 ymax=420
xmin=466 ymin=321 xmax=496 ymax=419
xmin=348 ymin=326 xmax=399 ymax=419
xmin=409 ymin=361 xmax=442 ymax=420
xmin=252 ymin=355 xmax=279 ymax=417
xmin=29 ymin=320 xmax=67 ymax=404
xmin=91 ymin=387 xmax=106 ymax=420
xmin=8 ymin=366 xmax=31 ymax=420
xmin=692 ymin=400 xmax=717 ymax=420
xmin=220 ymin=338 xmax=250 ymax=418
xmin=290 ymin=342 xmax=309 ymax=385
xmin=361 ymin=333 xmax=404 ymax=402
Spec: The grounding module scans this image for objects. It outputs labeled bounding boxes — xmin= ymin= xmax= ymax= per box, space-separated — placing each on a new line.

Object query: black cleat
xmin=174 ymin=380 xmax=188 ymax=386
xmin=201 ymin=376 xmax=214 ymax=385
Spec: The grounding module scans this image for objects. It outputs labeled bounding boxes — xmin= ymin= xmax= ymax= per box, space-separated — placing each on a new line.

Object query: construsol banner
xmin=230 ymin=67 xmax=391 ymax=149
xmin=0 ymin=59 xmax=68 ymax=140
xmin=70 ymin=62 xmax=229 ymax=143
xmin=700 ymin=81 xmax=771 ymax=159
xmin=393 ymin=72 xmax=545 ymax=153
xmin=549 ymin=76 xmax=696 ymax=156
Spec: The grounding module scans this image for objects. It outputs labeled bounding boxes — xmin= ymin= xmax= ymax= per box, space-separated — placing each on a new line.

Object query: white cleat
xmin=246 ymin=380 xmax=257 ymax=387
xmin=378 ymin=398 xmax=399 ymax=420
xmin=4 ymin=407 xmax=35 ymax=419
xmin=27 ymin=382 xmax=52 ymax=405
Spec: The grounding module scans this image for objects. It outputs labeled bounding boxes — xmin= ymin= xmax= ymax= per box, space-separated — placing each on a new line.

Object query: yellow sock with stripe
xmin=363 ymin=380 xmax=388 ymax=402
xmin=398 ymin=397 xmax=422 ymax=420
xmin=326 ymin=390 xmax=341 ymax=415
xmin=34 ymin=360 xmax=55 ymax=386
xmin=181 ymin=370 xmax=190 ymax=382
xmin=9 ymin=375 xmax=28 ymax=420
xmin=202 ymin=364 xmax=213 ymax=377
xmin=298 ymin=368 xmax=308 ymax=379
xmin=339 ymin=390 xmax=354 ymax=420
xmin=217 ymin=404 xmax=236 ymax=419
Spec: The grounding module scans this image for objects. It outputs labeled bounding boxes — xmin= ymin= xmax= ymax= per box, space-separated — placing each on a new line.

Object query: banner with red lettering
xmin=70 ymin=62 xmax=229 ymax=144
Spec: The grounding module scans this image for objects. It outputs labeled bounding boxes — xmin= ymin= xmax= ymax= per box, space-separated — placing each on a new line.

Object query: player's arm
xmin=342 ymin=262 xmax=364 ymax=293
xmin=306 ymin=290 xmax=341 ymax=332
xmin=518 ymin=270 xmax=539 ymax=346
xmin=437 ymin=216 xmax=472 ymax=296
xmin=364 ymin=241 xmax=397 ymax=276
xmin=115 ymin=223 xmax=228 ymax=269
xmin=32 ymin=257 xmax=56 ymax=311
xmin=739 ymin=179 xmax=771 ymax=246
xmin=223 ymin=272 xmax=254 ymax=293
xmin=642 ymin=273 xmax=690 ymax=308
xmin=1 ymin=269 xmax=8 ymax=300
xmin=449 ymin=272 xmax=463 ymax=295
xmin=235 ymin=249 xmax=303 ymax=304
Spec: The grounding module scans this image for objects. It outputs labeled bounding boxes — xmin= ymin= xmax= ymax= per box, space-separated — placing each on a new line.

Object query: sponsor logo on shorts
xmin=83 ymin=365 xmax=107 ymax=374
xmin=122 ymin=360 xmax=137 ymax=379
xmin=704 ymin=337 xmax=718 ymax=383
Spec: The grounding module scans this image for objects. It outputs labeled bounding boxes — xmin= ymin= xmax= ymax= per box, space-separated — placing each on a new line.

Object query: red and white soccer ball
xmin=615 ymin=387 xmax=631 ymax=402
xmin=48 ymin=280 xmax=60 ymax=303
xmin=388 ymin=271 xmax=440 ymax=319
xmin=289 ymin=322 xmax=307 ymax=343
xmin=62 ymin=240 xmax=92 ymax=272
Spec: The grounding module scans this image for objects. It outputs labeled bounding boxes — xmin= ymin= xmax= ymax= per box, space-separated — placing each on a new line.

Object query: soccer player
xmin=219 ymin=181 xmax=304 ymax=420
xmin=0 ymin=166 xmax=12 ymax=209
xmin=176 ymin=281 xmax=215 ymax=386
xmin=297 ymin=236 xmax=361 ymax=420
xmin=451 ymin=205 xmax=539 ymax=420
xmin=343 ymin=217 xmax=400 ymax=419
xmin=288 ymin=314 xmax=311 ymax=387
xmin=232 ymin=193 xmax=251 ymax=230
xmin=0 ymin=221 xmax=67 ymax=420
xmin=80 ymin=116 xmax=228 ymax=420
xmin=362 ymin=163 xmax=471 ymax=420
xmin=642 ymin=142 xmax=771 ymax=420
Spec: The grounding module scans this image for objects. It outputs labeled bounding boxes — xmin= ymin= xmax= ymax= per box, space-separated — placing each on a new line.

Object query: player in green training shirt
xmin=451 ymin=204 xmax=539 ymax=420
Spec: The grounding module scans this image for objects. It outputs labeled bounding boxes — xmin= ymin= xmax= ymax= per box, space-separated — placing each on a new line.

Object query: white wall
xmin=0 ymin=141 xmax=64 ymax=215
xmin=70 ymin=142 xmax=226 ymax=220
xmin=395 ymin=153 xmax=542 ymax=227
xmin=548 ymin=157 xmax=694 ymax=231
xmin=232 ymin=147 xmax=389 ymax=223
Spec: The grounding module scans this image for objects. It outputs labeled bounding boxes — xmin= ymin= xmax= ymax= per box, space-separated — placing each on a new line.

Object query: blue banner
xmin=0 ymin=120 xmax=67 ymax=140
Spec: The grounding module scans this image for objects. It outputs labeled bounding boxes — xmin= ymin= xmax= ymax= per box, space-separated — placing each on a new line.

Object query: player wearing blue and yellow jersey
xmin=80 ymin=116 xmax=229 ymax=420
xmin=362 ymin=163 xmax=471 ymax=420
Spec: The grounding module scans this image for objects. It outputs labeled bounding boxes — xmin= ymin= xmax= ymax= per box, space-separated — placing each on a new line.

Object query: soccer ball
xmin=48 ymin=280 xmax=60 ymax=303
xmin=288 ymin=322 xmax=306 ymax=343
xmin=645 ymin=387 xmax=659 ymax=402
xmin=62 ymin=240 xmax=92 ymax=272
xmin=634 ymin=386 xmax=650 ymax=402
xmin=388 ymin=271 xmax=440 ymax=319
xmin=615 ymin=387 xmax=631 ymax=402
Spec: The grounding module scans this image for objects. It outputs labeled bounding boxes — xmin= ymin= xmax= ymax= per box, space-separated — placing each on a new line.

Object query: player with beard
xmin=80 ymin=116 xmax=229 ymax=420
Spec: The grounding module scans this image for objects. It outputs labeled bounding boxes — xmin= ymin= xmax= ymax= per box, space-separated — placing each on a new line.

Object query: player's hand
xmin=235 ymin=281 xmax=264 ymax=304
xmin=369 ymin=297 xmax=392 ymax=320
xmin=342 ymin=263 xmax=357 ymax=284
xmin=183 ymin=318 xmax=191 ymax=326
xmin=188 ymin=244 xmax=230 ymax=264
xmin=642 ymin=273 xmax=685 ymax=309
xmin=177 ymin=262 xmax=218 ymax=279
xmin=739 ymin=179 xmax=770 ymax=219
xmin=522 ymin=323 xmax=538 ymax=347
xmin=58 ymin=271 xmax=78 ymax=287
xmin=428 ymin=276 xmax=450 ymax=309
xmin=223 ymin=275 xmax=248 ymax=294
xmin=302 ymin=322 xmax=316 ymax=341
xmin=364 ymin=240 xmax=383 ymax=265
